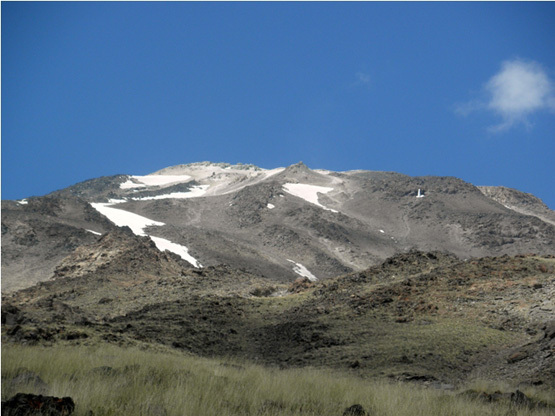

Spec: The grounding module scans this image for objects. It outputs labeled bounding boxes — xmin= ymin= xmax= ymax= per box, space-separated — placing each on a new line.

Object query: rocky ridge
xmin=479 ymin=186 xmax=555 ymax=227
xmin=1 ymin=196 xmax=118 ymax=292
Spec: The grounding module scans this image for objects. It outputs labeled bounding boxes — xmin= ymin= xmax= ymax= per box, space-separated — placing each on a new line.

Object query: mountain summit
xmin=2 ymin=162 xmax=554 ymax=292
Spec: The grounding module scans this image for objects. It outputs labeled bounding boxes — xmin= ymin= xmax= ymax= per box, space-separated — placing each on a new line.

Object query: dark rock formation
xmin=1 ymin=393 xmax=75 ymax=416
xmin=343 ymin=404 xmax=368 ymax=416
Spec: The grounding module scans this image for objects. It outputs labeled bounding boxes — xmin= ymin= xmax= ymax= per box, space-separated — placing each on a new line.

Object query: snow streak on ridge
xmin=91 ymin=201 xmax=202 ymax=267
xmin=150 ymin=236 xmax=203 ymax=268
xmin=90 ymin=203 xmax=164 ymax=236
xmin=287 ymin=259 xmax=318 ymax=281
xmin=130 ymin=185 xmax=209 ymax=201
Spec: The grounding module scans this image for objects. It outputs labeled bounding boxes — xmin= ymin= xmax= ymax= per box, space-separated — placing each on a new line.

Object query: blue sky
xmin=2 ymin=2 xmax=554 ymax=208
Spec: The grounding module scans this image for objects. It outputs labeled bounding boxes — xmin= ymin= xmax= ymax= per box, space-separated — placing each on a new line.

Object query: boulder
xmin=288 ymin=277 xmax=314 ymax=293
xmin=511 ymin=390 xmax=533 ymax=408
xmin=7 ymin=371 xmax=49 ymax=394
xmin=1 ymin=305 xmax=26 ymax=326
xmin=507 ymin=350 xmax=529 ymax=364
xmin=1 ymin=393 xmax=75 ymax=415
xmin=343 ymin=404 xmax=368 ymax=415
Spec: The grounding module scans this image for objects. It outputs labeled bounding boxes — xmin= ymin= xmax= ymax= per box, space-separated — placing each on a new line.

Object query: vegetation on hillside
xmin=2 ymin=343 xmax=554 ymax=416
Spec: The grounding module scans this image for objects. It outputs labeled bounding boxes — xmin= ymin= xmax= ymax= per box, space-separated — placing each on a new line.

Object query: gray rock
xmin=7 ymin=371 xmax=49 ymax=394
xmin=543 ymin=320 xmax=555 ymax=339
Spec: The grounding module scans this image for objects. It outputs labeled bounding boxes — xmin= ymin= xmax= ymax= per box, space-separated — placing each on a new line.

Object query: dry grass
xmin=2 ymin=343 xmax=554 ymax=416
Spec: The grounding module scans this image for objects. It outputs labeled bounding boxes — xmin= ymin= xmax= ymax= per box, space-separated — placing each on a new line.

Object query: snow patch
xmin=283 ymin=183 xmax=338 ymax=213
xmin=91 ymin=202 xmax=164 ymax=236
xmin=416 ymin=189 xmax=425 ymax=198
xmin=380 ymin=229 xmax=385 ymax=234
xmin=131 ymin=185 xmax=209 ymax=201
xmin=120 ymin=175 xmax=193 ymax=189
xmin=107 ymin=198 xmax=128 ymax=204
xmin=120 ymin=180 xmax=146 ymax=189
xmin=91 ymin=200 xmax=203 ymax=268
xmin=86 ymin=229 xmax=102 ymax=236
xmin=267 ymin=203 xmax=275 ymax=209
xmin=150 ymin=236 xmax=202 ymax=268
xmin=17 ymin=199 xmax=28 ymax=205
xmin=287 ymin=259 xmax=318 ymax=281
xmin=146 ymin=165 xmax=286 ymax=198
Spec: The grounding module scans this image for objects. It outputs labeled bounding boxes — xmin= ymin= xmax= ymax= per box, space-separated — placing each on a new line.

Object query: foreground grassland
xmin=2 ymin=344 xmax=554 ymax=416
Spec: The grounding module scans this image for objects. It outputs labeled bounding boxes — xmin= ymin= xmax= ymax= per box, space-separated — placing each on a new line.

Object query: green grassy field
xmin=2 ymin=343 xmax=554 ymax=416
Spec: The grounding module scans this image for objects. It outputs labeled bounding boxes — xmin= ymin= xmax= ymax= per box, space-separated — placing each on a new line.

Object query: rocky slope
xmin=2 ymin=246 xmax=554 ymax=388
xmin=1 ymin=196 xmax=118 ymax=292
xmin=479 ymin=186 xmax=555 ymax=227
xmin=3 ymin=162 xmax=553 ymax=293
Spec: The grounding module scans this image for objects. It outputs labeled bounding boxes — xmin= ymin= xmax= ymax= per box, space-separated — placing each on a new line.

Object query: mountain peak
xmin=153 ymin=162 xmax=263 ymax=175
xmin=290 ymin=161 xmax=308 ymax=169
xmin=279 ymin=161 xmax=312 ymax=176
xmin=3 ymin=161 xmax=554 ymax=295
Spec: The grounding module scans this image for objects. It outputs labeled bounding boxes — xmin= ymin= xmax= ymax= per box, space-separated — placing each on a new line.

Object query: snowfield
xmin=120 ymin=165 xmax=286 ymax=198
xmin=91 ymin=201 xmax=202 ymax=267
xmin=287 ymin=259 xmax=318 ymax=281
xmin=283 ymin=183 xmax=338 ymax=213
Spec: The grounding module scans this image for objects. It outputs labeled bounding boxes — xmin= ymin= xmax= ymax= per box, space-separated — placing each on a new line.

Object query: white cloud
xmin=454 ymin=99 xmax=484 ymax=117
xmin=457 ymin=59 xmax=555 ymax=132
xmin=356 ymin=72 xmax=371 ymax=85
xmin=351 ymin=72 xmax=371 ymax=89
